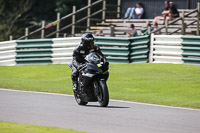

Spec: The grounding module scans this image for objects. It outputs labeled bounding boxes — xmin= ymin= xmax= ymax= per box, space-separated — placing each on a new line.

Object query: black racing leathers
xmin=71 ymin=43 xmax=104 ymax=83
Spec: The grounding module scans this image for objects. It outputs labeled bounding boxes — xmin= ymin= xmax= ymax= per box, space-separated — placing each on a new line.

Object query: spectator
xmin=127 ymin=24 xmax=138 ymax=37
xmin=124 ymin=2 xmax=144 ymax=19
xmin=169 ymin=2 xmax=179 ymax=19
xmin=95 ymin=29 xmax=104 ymax=36
xmin=152 ymin=22 xmax=161 ymax=35
xmin=153 ymin=1 xmax=179 ymax=25
xmin=139 ymin=22 xmax=153 ymax=36
xmin=162 ymin=0 xmax=171 ymax=23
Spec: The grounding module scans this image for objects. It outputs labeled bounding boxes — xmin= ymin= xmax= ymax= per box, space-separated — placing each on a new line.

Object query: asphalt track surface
xmin=0 ymin=88 xmax=200 ymax=133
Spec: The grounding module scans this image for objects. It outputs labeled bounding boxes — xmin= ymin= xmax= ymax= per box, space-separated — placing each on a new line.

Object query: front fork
xmin=93 ymin=81 xmax=100 ymax=97
xmin=77 ymin=76 xmax=85 ymax=94
xmin=93 ymin=79 xmax=105 ymax=97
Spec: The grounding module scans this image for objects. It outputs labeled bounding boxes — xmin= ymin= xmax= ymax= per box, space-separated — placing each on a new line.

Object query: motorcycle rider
xmin=71 ymin=33 xmax=104 ymax=91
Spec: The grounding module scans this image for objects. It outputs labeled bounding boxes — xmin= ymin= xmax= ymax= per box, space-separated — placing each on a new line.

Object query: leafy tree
xmin=0 ymin=0 xmax=91 ymax=41
xmin=0 ymin=0 xmax=35 ymax=41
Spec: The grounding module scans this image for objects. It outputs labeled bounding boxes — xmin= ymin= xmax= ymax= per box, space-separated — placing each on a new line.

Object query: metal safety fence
xmin=1 ymin=34 xmax=200 ymax=66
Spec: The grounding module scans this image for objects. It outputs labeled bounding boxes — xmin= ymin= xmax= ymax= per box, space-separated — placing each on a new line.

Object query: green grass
xmin=0 ymin=121 xmax=85 ymax=133
xmin=0 ymin=63 xmax=200 ymax=109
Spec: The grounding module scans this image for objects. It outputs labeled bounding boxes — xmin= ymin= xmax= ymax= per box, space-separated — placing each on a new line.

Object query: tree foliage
xmin=0 ymin=0 xmax=35 ymax=41
xmin=0 ymin=0 xmax=88 ymax=41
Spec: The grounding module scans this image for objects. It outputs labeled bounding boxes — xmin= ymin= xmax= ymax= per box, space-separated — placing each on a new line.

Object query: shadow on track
xmin=85 ymin=105 xmax=130 ymax=109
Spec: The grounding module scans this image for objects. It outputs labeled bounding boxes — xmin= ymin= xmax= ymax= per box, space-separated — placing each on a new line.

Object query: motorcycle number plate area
xmin=87 ymin=63 xmax=102 ymax=72
xmin=97 ymin=64 xmax=102 ymax=67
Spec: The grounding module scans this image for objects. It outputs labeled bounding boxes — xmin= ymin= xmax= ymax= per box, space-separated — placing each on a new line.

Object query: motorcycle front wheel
xmin=74 ymin=90 xmax=88 ymax=106
xmin=97 ymin=80 xmax=109 ymax=107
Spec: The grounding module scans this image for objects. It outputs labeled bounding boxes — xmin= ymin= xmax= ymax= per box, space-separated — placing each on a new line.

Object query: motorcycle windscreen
xmin=85 ymin=53 xmax=101 ymax=63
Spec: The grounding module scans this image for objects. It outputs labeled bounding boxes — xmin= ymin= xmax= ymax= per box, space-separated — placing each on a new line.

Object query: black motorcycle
xmin=69 ymin=52 xmax=109 ymax=107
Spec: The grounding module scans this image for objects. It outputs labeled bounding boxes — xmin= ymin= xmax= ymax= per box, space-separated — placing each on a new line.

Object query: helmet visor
xmin=84 ymin=39 xmax=94 ymax=49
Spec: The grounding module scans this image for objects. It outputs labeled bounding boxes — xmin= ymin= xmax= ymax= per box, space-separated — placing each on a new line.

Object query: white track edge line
xmin=0 ymin=88 xmax=200 ymax=112
xmin=0 ymin=88 xmax=72 ymax=97
xmin=110 ymin=99 xmax=200 ymax=111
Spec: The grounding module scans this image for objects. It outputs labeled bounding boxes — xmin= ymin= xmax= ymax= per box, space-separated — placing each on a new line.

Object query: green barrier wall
xmin=94 ymin=36 xmax=130 ymax=63
xmin=129 ymin=35 xmax=149 ymax=63
xmin=94 ymin=35 xmax=150 ymax=63
xmin=182 ymin=36 xmax=200 ymax=65
xmin=16 ymin=39 xmax=53 ymax=65
xmin=2 ymin=35 xmax=200 ymax=66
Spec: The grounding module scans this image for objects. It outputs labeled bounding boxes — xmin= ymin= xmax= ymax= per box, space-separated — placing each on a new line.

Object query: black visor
xmin=83 ymin=38 xmax=94 ymax=49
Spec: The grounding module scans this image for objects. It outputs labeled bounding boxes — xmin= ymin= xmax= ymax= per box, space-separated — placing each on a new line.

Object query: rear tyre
xmin=98 ymin=80 xmax=109 ymax=107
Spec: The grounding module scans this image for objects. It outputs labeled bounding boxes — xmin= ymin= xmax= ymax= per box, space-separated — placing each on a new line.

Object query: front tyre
xmin=74 ymin=92 xmax=88 ymax=106
xmin=98 ymin=80 xmax=109 ymax=107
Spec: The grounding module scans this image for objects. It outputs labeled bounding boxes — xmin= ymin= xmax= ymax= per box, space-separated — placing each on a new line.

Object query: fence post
xmin=148 ymin=27 xmax=151 ymax=35
xmin=72 ymin=6 xmax=76 ymax=37
xmin=147 ymin=21 xmax=151 ymax=34
xmin=87 ymin=0 xmax=91 ymax=31
xmin=110 ymin=25 xmax=115 ymax=37
xmin=181 ymin=10 xmax=186 ymax=35
xmin=9 ymin=35 xmax=13 ymax=41
xmin=56 ymin=13 xmax=60 ymax=38
xmin=197 ymin=3 xmax=200 ymax=35
xmin=25 ymin=28 xmax=29 ymax=40
xmin=165 ymin=19 xmax=168 ymax=35
xmin=41 ymin=20 xmax=45 ymax=39
xmin=149 ymin=33 xmax=154 ymax=63
xmin=102 ymin=0 xmax=106 ymax=23
xmin=117 ymin=0 xmax=121 ymax=18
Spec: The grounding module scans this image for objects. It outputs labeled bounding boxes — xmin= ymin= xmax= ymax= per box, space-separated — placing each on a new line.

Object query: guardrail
xmin=0 ymin=37 xmax=81 ymax=66
xmin=182 ymin=36 xmax=200 ymax=64
xmin=0 ymin=40 xmax=17 ymax=66
xmin=1 ymin=35 xmax=200 ymax=66
xmin=0 ymin=36 xmax=150 ymax=66
xmin=129 ymin=36 xmax=149 ymax=63
xmin=94 ymin=36 xmax=130 ymax=63
xmin=94 ymin=35 xmax=150 ymax=63
xmin=150 ymin=34 xmax=200 ymax=65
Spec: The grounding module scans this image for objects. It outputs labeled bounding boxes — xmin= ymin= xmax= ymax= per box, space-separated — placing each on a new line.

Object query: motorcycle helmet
xmin=82 ymin=33 xmax=94 ymax=49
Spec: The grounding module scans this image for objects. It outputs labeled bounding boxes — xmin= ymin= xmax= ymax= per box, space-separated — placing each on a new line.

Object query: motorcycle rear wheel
xmin=98 ymin=80 xmax=109 ymax=107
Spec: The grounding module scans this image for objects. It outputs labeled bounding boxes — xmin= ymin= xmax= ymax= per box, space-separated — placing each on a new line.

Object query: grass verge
xmin=0 ymin=121 xmax=85 ymax=133
xmin=0 ymin=63 xmax=200 ymax=108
